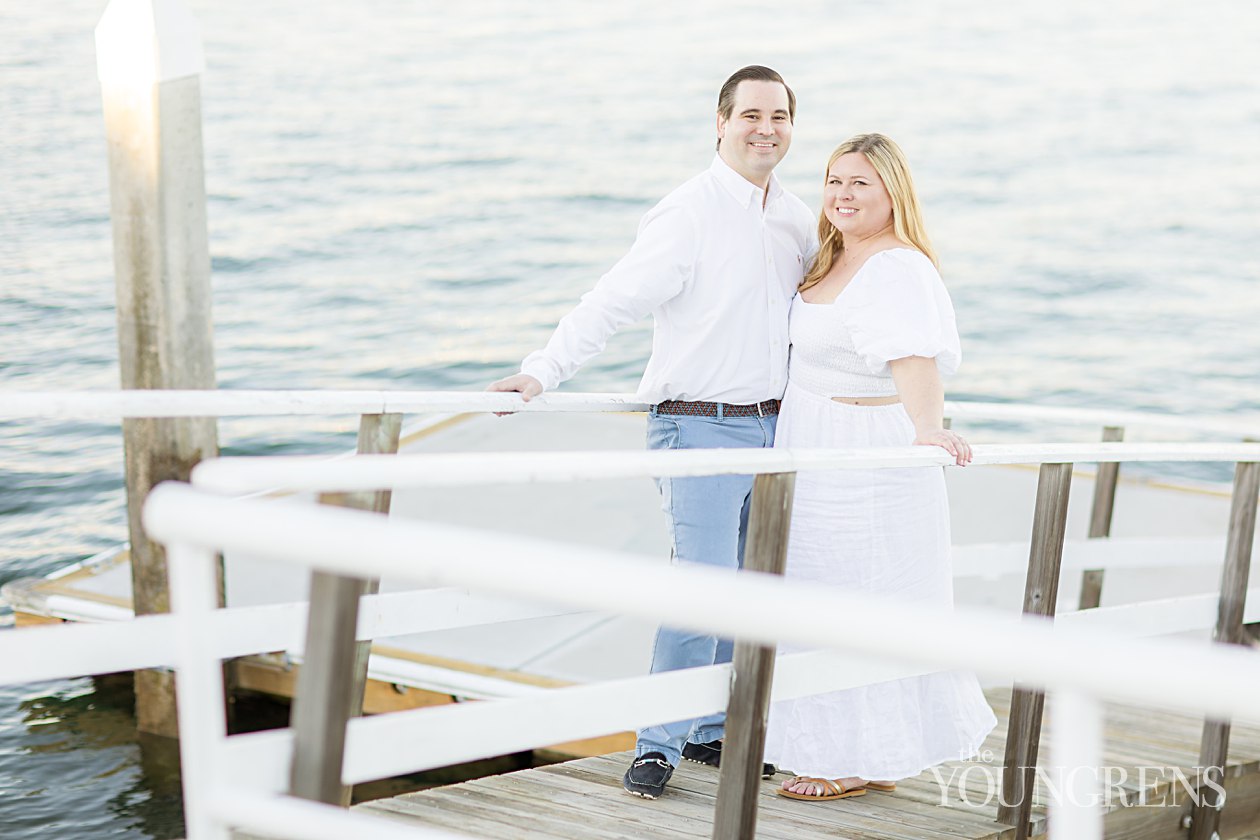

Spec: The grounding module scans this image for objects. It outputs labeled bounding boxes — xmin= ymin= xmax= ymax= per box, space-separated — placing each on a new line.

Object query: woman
xmin=763 ymin=134 xmax=996 ymax=801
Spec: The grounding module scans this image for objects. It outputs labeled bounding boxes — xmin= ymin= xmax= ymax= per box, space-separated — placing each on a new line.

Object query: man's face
xmin=716 ymin=80 xmax=793 ymax=186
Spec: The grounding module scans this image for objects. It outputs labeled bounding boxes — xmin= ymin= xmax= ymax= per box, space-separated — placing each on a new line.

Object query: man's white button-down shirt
xmin=521 ymin=155 xmax=817 ymax=405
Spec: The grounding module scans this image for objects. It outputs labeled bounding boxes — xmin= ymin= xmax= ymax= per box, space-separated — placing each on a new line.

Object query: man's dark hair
xmin=715 ymin=65 xmax=796 ymax=150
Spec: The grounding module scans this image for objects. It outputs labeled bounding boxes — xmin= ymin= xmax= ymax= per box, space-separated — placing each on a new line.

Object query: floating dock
xmin=7 ymin=405 xmax=1260 ymax=840
xmin=355 ymin=687 xmax=1260 ymax=839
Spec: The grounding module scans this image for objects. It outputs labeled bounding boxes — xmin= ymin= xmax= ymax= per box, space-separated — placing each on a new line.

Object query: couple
xmin=489 ymin=65 xmax=996 ymax=802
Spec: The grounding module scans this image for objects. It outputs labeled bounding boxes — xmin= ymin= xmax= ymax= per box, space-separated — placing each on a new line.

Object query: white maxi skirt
xmin=763 ymin=382 xmax=997 ymax=781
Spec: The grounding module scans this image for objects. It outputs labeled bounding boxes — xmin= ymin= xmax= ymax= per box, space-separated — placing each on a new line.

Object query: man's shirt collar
xmin=710 ymin=154 xmax=782 ymax=209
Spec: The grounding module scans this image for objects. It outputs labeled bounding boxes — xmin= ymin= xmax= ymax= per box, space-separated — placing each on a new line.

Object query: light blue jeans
xmin=636 ymin=406 xmax=778 ymax=765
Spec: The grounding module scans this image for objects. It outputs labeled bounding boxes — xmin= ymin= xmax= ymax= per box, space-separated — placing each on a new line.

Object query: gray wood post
xmin=1189 ymin=461 xmax=1260 ymax=840
xmin=96 ymin=0 xmax=218 ymax=738
xmin=998 ymin=462 xmax=1073 ymax=838
xmin=1243 ymin=439 xmax=1260 ymax=645
xmin=712 ymin=472 xmax=795 ymax=840
xmin=289 ymin=413 xmax=402 ymax=806
xmin=1078 ymin=426 xmax=1124 ymax=610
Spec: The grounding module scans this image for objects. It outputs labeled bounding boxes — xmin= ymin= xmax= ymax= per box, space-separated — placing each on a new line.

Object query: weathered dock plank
xmin=352 ymin=686 xmax=1260 ymax=839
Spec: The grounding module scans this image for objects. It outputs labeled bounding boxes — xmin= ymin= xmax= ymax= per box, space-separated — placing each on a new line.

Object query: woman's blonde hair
xmin=800 ymin=133 xmax=937 ymax=293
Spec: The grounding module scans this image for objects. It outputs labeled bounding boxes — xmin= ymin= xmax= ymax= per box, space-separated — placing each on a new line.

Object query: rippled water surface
xmin=2 ymin=1 xmax=1259 ymax=836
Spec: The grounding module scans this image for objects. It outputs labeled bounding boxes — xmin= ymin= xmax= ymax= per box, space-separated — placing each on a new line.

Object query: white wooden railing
xmin=3 ymin=389 xmax=1259 ymax=439
xmin=3 ymin=390 xmax=1259 ymax=840
xmin=136 ymin=441 xmax=1255 ymax=840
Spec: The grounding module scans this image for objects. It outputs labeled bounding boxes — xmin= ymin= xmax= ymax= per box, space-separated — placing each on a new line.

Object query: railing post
xmin=343 ymin=414 xmax=404 ymax=735
xmin=998 ymin=462 xmax=1073 ymax=838
xmin=166 ymin=542 xmax=232 ymax=840
xmin=288 ymin=413 xmax=403 ymax=806
xmin=1078 ymin=426 xmax=1124 ymax=610
xmin=1189 ymin=460 xmax=1260 ymax=840
xmin=712 ymin=471 xmax=795 ymax=840
xmin=1046 ymin=689 xmax=1104 ymax=840
xmin=1243 ymin=438 xmax=1260 ymax=645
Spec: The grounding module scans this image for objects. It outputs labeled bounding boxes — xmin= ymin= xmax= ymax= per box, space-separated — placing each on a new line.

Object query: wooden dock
xmin=354 ymin=687 xmax=1260 ymax=839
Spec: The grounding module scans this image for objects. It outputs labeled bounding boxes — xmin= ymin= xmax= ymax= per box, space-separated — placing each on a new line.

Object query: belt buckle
xmin=757 ymin=400 xmax=765 ymax=418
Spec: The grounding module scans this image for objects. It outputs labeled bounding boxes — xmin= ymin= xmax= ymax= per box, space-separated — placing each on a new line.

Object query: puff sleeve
xmin=841 ymin=250 xmax=962 ymax=377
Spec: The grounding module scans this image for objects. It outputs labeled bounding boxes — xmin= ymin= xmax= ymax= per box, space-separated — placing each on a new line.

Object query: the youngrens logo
xmin=927 ymin=751 xmax=1227 ymax=809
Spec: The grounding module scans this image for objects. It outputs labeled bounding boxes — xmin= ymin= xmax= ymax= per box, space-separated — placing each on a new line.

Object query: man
xmin=488 ymin=65 xmax=815 ymax=798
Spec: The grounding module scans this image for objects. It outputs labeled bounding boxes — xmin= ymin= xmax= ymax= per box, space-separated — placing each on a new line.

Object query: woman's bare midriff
xmin=831 ymin=395 xmax=901 ymax=406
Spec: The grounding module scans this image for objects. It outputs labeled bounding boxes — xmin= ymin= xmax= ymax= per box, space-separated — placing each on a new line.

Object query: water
xmin=2 ymin=1 xmax=1259 ymax=836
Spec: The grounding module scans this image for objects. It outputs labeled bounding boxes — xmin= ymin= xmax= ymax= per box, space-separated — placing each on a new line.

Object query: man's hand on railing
xmin=486 ymin=374 xmax=543 ymax=415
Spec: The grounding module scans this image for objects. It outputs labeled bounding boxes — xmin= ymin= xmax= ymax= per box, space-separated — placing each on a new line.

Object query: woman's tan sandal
xmin=776 ymin=776 xmax=868 ymax=801
xmin=864 ymin=781 xmax=897 ymax=792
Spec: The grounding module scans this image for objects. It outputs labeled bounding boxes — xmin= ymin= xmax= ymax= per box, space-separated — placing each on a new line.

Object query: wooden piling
xmin=998 ymin=462 xmax=1073 ymax=838
xmin=712 ymin=471 xmax=795 ymax=840
xmin=288 ymin=413 xmax=402 ymax=806
xmin=96 ymin=0 xmax=217 ymax=738
xmin=1189 ymin=461 xmax=1260 ymax=840
xmin=1078 ymin=426 xmax=1124 ymax=610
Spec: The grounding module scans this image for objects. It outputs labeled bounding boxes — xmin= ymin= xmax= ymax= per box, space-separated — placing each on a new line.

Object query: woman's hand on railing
xmin=915 ymin=428 xmax=972 ymax=466
xmin=486 ymin=374 xmax=544 ymax=416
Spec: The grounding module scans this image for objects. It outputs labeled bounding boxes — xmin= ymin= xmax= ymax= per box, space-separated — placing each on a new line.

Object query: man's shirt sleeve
xmin=520 ymin=203 xmax=697 ymax=391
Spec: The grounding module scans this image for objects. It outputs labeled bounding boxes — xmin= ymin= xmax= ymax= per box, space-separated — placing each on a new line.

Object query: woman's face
xmin=822 ymin=152 xmax=893 ymax=239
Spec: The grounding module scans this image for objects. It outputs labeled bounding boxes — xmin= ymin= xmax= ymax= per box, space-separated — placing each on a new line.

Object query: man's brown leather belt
xmin=654 ymin=398 xmax=781 ymax=418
